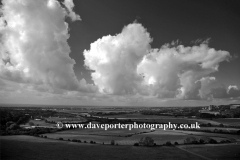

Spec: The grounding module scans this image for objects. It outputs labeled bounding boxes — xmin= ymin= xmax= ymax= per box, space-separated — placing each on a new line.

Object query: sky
xmin=0 ymin=0 xmax=240 ymax=106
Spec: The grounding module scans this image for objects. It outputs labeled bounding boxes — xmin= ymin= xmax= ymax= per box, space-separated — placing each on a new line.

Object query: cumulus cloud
xmin=84 ymin=23 xmax=152 ymax=95
xmin=138 ymin=44 xmax=230 ymax=99
xmin=208 ymin=85 xmax=240 ymax=99
xmin=198 ymin=77 xmax=216 ymax=98
xmin=228 ymin=86 xmax=240 ymax=98
xmin=0 ymin=0 xmax=236 ymax=104
xmin=62 ymin=0 xmax=81 ymax=21
xmin=84 ymin=22 xmax=231 ymax=99
xmin=0 ymin=0 xmax=95 ymax=93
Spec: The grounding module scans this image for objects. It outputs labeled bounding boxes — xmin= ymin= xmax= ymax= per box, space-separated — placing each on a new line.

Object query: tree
xmin=9 ymin=123 xmax=20 ymax=130
xmin=207 ymin=123 xmax=212 ymax=127
xmin=111 ymin=140 xmax=115 ymax=145
xmin=6 ymin=121 xmax=14 ymax=127
xmin=229 ymin=138 xmax=236 ymax=143
xmin=200 ymin=136 xmax=210 ymax=143
xmin=219 ymin=123 xmax=224 ymax=127
xmin=133 ymin=143 xmax=139 ymax=146
xmin=17 ymin=117 xmax=25 ymax=125
xmin=28 ymin=122 xmax=34 ymax=126
xmin=139 ymin=137 xmax=154 ymax=146
xmin=220 ymin=140 xmax=227 ymax=143
xmin=209 ymin=139 xmax=217 ymax=144
xmin=184 ymin=137 xmax=198 ymax=144
xmin=166 ymin=141 xmax=172 ymax=146
xmin=199 ymin=139 xmax=205 ymax=144
xmin=237 ymin=130 xmax=240 ymax=135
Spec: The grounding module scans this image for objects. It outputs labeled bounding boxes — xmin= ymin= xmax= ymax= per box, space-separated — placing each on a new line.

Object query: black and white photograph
xmin=0 ymin=0 xmax=240 ymax=159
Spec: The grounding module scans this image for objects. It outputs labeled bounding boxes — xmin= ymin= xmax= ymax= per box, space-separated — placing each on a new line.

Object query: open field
xmin=198 ymin=127 xmax=240 ymax=132
xmin=134 ymin=118 xmax=238 ymax=127
xmin=20 ymin=117 xmax=88 ymax=128
xmin=99 ymin=113 xmax=174 ymax=119
xmin=58 ymin=110 xmax=90 ymax=114
xmin=58 ymin=108 xmax=134 ymax=115
xmin=213 ymin=118 xmax=240 ymax=126
xmin=93 ymin=114 xmax=210 ymax=125
xmin=2 ymin=108 xmax=239 ymax=159
xmin=53 ymin=128 xmax=151 ymax=136
xmin=95 ymin=113 xmax=240 ymax=127
xmin=42 ymin=128 xmax=236 ymax=145
xmin=58 ymin=111 xmax=240 ymax=127
xmin=0 ymin=136 xmax=204 ymax=160
xmin=177 ymin=144 xmax=240 ymax=160
xmin=133 ymin=118 xmax=209 ymax=125
xmin=20 ymin=119 xmax=56 ymax=127
xmin=46 ymin=117 xmax=87 ymax=123
xmin=172 ymin=130 xmax=240 ymax=141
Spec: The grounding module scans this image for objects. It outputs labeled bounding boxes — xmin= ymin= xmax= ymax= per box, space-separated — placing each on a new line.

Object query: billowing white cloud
xmin=198 ymin=77 xmax=216 ymax=99
xmin=208 ymin=85 xmax=240 ymax=99
xmin=0 ymin=0 xmax=95 ymax=93
xmin=85 ymin=23 xmax=231 ymax=99
xmin=62 ymin=0 xmax=81 ymax=21
xmin=0 ymin=0 xmax=237 ymax=105
xmin=228 ymin=85 xmax=240 ymax=98
xmin=84 ymin=23 xmax=152 ymax=95
xmin=138 ymin=44 xmax=230 ymax=99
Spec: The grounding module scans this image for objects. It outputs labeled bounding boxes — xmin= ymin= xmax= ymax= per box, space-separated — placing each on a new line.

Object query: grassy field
xmin=46 ymin=117 xmax=87 ymax=123
xmin=20 ymin=117 xmax=86 ymax=128
xmin=54 ymin=128 xmax=150 ymax=136
xmin=93 ymin=113 xmax=240 ymax=126
xmin=213 ymin=118 xmax=240 ymax=126
xmin=0 ymin=136 xmax=204 ymax=160
xmin=200 ymin=127 xmax=240 ymax=131
xmin=173 ymin=130 xmax=240 ymax=141
xmin=94 ymin=114 xmax=212 ymax=125
xmin=58 ymin=111 xmax=240 ymax=127
xmin=42 ymin=128 xmax=234 ymax=145
xmin=21 ymin=119 xmax=56 ymax=127
xmin=100 ymin=113 xmax=174 ymax=119
xmin=133 ymin=118 xmax=206 ymax=125
xmin=178 ymin=144 xmax=240 ymax=160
